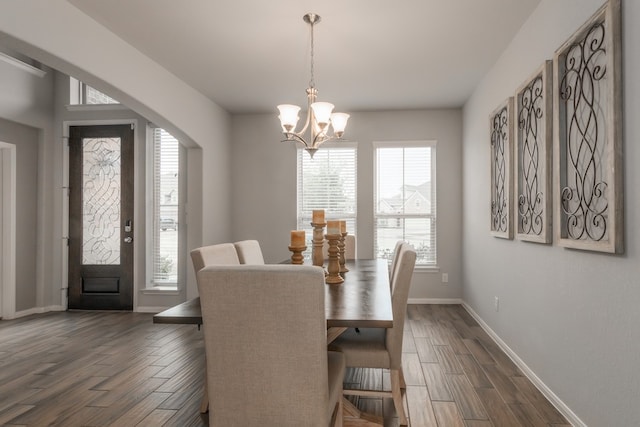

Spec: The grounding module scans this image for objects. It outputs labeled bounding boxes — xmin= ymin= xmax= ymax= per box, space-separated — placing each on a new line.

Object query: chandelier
xmin=277 ymin=13 xmax=350 ymax=158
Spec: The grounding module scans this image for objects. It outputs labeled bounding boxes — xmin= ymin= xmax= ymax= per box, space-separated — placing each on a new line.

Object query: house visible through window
xmin=149 ymin=128 xmax=180 ymax=287
xmin=374 ymin=142 xmax=437 ymax=266
xmin=297 ymin=145 xmax=357 ymax=257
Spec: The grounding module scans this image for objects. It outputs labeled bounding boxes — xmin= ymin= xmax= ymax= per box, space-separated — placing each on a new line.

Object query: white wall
xmin=231 ymin=109 xmax=463 ymax=300
xmin=462 ymin=0 xmax=640 ymax=425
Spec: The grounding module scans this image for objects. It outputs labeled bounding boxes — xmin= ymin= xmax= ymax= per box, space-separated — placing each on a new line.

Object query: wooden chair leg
xmin=399 ymin=367 xmax=407 ymax=391
xmin=391 ymin=369 xmax=408 ymax=426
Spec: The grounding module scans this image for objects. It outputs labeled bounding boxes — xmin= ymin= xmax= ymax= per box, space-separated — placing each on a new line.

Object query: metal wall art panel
xmin=553 ymin=0 xmax=623 ymax=253
xmin=515 ymin=61 xmax=553 ymax=244
xmin=489 ymin=98 xmax=514 ymax=239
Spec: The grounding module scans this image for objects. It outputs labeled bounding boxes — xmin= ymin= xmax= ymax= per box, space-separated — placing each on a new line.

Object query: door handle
xmin=124 ymin=237 xmax=133 ymax=243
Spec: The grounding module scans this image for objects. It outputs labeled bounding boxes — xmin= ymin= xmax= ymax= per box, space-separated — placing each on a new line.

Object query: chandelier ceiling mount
xmin=277 ymin=13 xmax=350 ymax=158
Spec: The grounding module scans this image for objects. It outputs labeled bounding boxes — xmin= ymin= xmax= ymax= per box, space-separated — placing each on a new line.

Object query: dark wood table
xmin=153 ymin=259 xmax=393 ymax=333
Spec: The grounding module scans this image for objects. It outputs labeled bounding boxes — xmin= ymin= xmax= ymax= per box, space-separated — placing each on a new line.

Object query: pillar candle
xmin=327 ymin=220 xmax=340 ymax=235
xmin=290 ymin=230 xmax=305 ymax=247
xmin=312 ymin=209 xmax=325 ymax=224
xmin=340 ymin=220 xmax=347 ymax=234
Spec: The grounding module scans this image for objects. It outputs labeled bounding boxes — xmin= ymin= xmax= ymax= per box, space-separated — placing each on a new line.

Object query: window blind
xmin=297 ymin=146 xmax=357 ymax=252
xmin=151 ymin=128 xmax=180 ymax=284
xmin=374 ymin=142 xmax=437 ymax=266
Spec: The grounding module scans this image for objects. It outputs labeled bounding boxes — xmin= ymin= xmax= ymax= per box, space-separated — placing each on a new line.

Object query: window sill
xmin=65 ymin=104 xmax=130 ymax=112
xmin=414 ymin=265 xmax=440 ymax=273
xmin=140 ymin=286 xmax=180 ymax=295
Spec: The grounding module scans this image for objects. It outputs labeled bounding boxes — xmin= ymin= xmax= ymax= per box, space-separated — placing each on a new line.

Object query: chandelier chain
xmin=309 ymin=19 xmax=315 ymax=89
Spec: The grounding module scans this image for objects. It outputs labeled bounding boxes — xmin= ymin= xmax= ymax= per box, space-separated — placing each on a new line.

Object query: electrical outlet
xmin=494 ymin=296 xmax=500 ymax=312
xmin=442 ymin=273 xmax=449 ymax=283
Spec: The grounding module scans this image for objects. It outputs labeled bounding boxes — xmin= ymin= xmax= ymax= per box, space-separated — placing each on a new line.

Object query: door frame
xmin=62 ymin=120 xmax=139 ymax=310
xmin=0 ymin=141 xmax=16 ymax=320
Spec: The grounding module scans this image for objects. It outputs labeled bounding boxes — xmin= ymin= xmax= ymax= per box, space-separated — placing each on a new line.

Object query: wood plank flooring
xmin=0 ymin=305 xmax=571 ymax=426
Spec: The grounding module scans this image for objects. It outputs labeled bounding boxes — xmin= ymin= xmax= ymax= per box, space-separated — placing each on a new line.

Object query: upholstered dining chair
xmin=388 ymin=240 xmax=405 ymax=282
xmin=190 ymin=243 xmax=240 ymax=274
xmin=328 ymin=242 xmax=416 ymax=426
xmin=233 ymin=239 xmax=265 ymax=264
xmin=323 ymin=234 xmax=356 ymax=260
xmin=197 ymin=264 xmax=346 ymax=427
xmin=189 ymin=242 xmax=240 ymax=413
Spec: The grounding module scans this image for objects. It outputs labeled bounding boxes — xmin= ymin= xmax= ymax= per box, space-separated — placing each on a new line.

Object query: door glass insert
xmin=82 ymin=137 xmax=121 ymax=265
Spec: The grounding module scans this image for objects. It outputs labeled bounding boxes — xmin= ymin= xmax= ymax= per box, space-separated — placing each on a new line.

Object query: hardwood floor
xmin=0 ymin=305 xmax=570 ymax=426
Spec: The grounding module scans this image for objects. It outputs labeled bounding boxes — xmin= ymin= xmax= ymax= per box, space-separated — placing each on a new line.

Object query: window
xmin=148 ymin=128 xmax=180 ymax=288
xmin=374 ymin=142 xmax=436 ymax=266
xmin=297 ymin=145 xmax=357 ymax=256
xmin=69 ymin=77 xmax=119 ymax=105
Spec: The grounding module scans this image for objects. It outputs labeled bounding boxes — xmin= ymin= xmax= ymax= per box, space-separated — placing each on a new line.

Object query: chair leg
xmin=334 ymin=396 xmax=344 ymax=427
xmin=399 ymin=367 xmax=407 ymax=391
xmin=391 ymin=369 xmax=408 ymax=426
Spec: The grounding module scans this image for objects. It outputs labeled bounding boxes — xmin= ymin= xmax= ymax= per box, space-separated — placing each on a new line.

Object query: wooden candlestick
xmin=310 ymin=221 xmax=326 ymax=268
xmin=288 ymin=245 xmax=307 ymax=265
xmin=324 ymin=234 xmax=344 ymax=284
xmin=339 ymin=232 xmax=349 ymax=273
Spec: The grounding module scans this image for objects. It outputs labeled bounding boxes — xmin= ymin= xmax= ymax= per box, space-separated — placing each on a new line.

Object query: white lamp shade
xmin=277 ymin=104 xmax=301 ymax=131
xmin=310 ymin=102 xmax=334 ymax=125
xmin=330 ymin=112 xmax=350 ymax=134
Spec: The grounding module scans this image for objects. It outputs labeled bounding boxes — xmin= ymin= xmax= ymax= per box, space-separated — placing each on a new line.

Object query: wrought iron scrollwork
xmin=82 ymin=137 xmax=122 ymax=265
xmin=491 ymin=106 xmax=509 ymax=233
xmin=558 ymin=21 xmax=608 ymax=242
xmin=517 ymin=75 xmax=544 ymax=236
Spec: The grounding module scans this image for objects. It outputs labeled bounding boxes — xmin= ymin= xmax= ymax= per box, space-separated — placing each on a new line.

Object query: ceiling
xmin=67 ymin=0 xmax=540 ymax=114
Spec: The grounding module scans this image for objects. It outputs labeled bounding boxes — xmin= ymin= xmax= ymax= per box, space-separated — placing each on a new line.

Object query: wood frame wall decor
xmin=553 ymin=0 xmax=623 ymax=253
xmin=515 ymin=61 xmax=553 ymax=244
xmin=489 ymin=98 xmax=514 ymax=239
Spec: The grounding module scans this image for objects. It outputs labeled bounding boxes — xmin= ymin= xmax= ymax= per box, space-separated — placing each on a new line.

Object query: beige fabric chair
xmin=197 ymin=264 xmax=345 ymax=427
xmin=233 ymin=239 xmax=265 ymax=264
xmin=190 ymin=243 xmax=240 ymax=273
xmin=323 ymin=234 xmax=356 ymax=260
xmin=189 ymin=243 xmax=241 ymax=413
xmin=388 ymin=240 xmax=404 ymax=282
xmin=328 ymin=243 xmax=416 ymax=426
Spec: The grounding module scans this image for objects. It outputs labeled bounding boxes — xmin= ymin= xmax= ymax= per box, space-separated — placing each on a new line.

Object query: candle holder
xmin=310 ymin=221 xmax=326 ymax=268
xmin=288 ymin=245 xmax=307 ymax=265
xmin=324 ymin=234 xmax=344 ymax=284
xmin=339 ymin=232 xmax=349 ymax=273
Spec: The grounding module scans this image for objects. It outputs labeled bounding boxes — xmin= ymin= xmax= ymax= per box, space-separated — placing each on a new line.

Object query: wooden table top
xmin=153 ymin=259 xmax=393 ymax=329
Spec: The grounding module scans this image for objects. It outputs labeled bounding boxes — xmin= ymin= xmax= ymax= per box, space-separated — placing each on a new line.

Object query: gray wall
xmin=462 ymin=0 xmax=640 ymax=425
xmin=0 ymin=118 xmax=39 ymax=311
xmin=231 ymin=109 xmax=463 ymax=300
xmin=0 ymin=51 xmax=54 ymax=314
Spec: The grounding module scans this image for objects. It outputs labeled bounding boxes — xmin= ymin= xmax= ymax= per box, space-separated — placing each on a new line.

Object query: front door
xmin=68 ymin=125 xmax=134 ymax=310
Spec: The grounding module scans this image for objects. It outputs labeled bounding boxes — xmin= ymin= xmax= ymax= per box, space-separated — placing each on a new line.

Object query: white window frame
xmin=374 ymin=140 xmax=437 ymax=268
xmin=296 ymin=142 xmax=358 ymax=254
xmin=145 ymin=126 xmax=182 ymax=291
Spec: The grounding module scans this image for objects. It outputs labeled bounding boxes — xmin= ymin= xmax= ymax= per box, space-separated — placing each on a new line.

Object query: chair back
xmin=190 ymin=243 xmax=239 ymax=273
xmin=386 ymin=243 xmax=416 ymax=369
xmin=197 ymin=264 xmax=331 ymax=427
xmin=233 ymin=240 xmax=265 ymax=264
xmin=388 ymin=240 xmax=404 ymax=282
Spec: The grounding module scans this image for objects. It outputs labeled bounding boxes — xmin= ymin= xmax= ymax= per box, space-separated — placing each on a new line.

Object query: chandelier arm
xmin=282 ymin=133 xmax=311 ymax=149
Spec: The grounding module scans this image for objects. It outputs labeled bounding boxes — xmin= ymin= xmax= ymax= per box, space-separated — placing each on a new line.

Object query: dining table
xmin=153 ymin=258 xmax=393 ymax=424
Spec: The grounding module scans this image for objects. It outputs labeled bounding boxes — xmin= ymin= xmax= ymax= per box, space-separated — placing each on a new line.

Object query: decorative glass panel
xmin=82 ymin=137 xmax=121 ymax=265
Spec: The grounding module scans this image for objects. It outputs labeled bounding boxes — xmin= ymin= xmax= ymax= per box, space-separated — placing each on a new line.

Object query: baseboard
xmin=461 ymin=301 xmax=585 ymax=427
xmin=10 ymin=305 xmax=65 ymax=319
xmin=408 ymin=298 xmax=462 ymax=304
